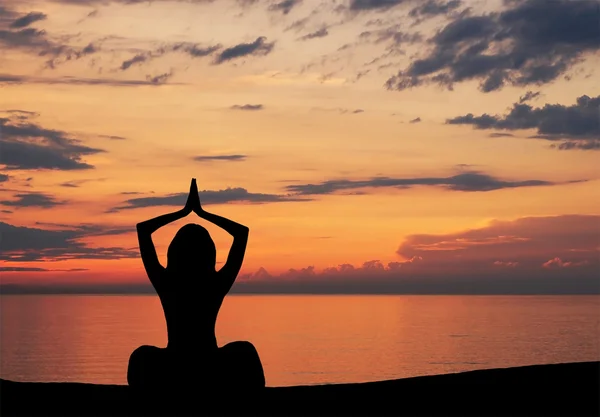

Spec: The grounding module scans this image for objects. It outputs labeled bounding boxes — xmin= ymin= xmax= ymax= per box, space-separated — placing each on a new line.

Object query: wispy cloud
xmin=0 ymin=7 xmax=98 ymax=69
xmin=0 ymin=221 xmax=136 ymax=262
xmin=0 ymin=266 xmax=89 ymax=272
xmin=10 ymin=12 xmax=47 ymax=28
xmin=0 ymin=111 xmax=105 ymax=170
xmin=0 ymin=73 xmax=185 ymax=87
xmin=268 ymin=0 xmax=302 ymax=14
xmin=214 ymin=36 xmax=274 ymax=64
xmin=284 ymin=171 xmax=567 ymax=195
xmin=298 ymin=27 xmax=329 ymax=41
xmin=0 ymin=192 xmax=66 ymax=208
xmin=117 ymin=42 xmax=221 ymax=71
xmin=447 ymin=94 xmax=600 ymax=150
xmin=230 ymin=104 xmax=264 ymax=111
xmin=193 ymin=154 xmax=247 ymax=161
xmin=109 ymin=187 xmax=311 ymax=211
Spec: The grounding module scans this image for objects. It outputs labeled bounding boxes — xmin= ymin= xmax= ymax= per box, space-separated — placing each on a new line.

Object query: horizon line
xmin=1 ymin=287 xmax=598 ymax=296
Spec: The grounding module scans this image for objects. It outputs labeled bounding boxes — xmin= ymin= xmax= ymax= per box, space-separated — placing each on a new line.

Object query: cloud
xmin=117 ymin=43 xmax=220 ymax=72
xmin=359 ymin=26 xmax=423 ymax=46
xmin=0 ymin=221 xmax=137 ymax=262
xmin=268 ymin=0 xmax=302 ymax=14
xmin=312 ymin=107 xmax=365 ymax=114
xmin=232 ymin=216 xmax=599 ymax=294
xmin=409 ymin=117 xmax=421 ymax=123
xmin=488 ymin=133 xmax=514 ymax=138
xmin=0 ymin=73 xmax=183 ymax=87
xmin=120 ymin=53 xmax=147 ymax=70
xmin=4 ymin=214 xmax=598 ymax=294
xmin=109 ymin=187 xmax=311 ymax=211
xmin=3 ymin=109 xmax=39 ymax=119
xmin=0 ymin=8 xmax=98 ymax=69
xmin=0 ymin=27 xmax=50 ymax=49
xmin=0 ymin=5 xmax=18 ymax=23
xmin=230 ymin=104 xmax=264 ymax=111
xmin=348 ymin=0 xmax=407 ymax=11
xmin=33 ymin=221 xmax=133 ymax=236
xmin=0 ymin=111 xmax=105 ymax=170
xmin=98 ymin=134 xmax=127 ymax=140
xmin=519 ymin=91 xmax=541 ymax=104
xmin=385 ymin=0 xmax=600 ymax=92
xmin=0 ymin=267 xmax=89 ymax=272
xmin=550 ymin=141 xmax=600 ymax=151
xmin=397 ymin=214 xmax=599 ymax=270
xmin=214 ymin=36 xmax=274 ymax=64
xmin=236 ymin=215 xmax=597 ymax=293
xmin=285 ymin=17 xmax=310 ymax=32
xmin=59 ymin=178 xmax=106 ymax=187
xmin=409 ymin=0 xmax=462 ymax=18
xmin=298 ymin=27 xmax=329 ymax=41
xmin=145 ymin=71 xmax=173 ymax=85
xmin=0 ymin=192 xmax=65 ymax=208
xmin=10 ymin=11 xmax=46 ymax=28
xmin=0 ymin=173 xmax=9 ymax=182
xmin=193 ymin=154 xmax=247 ymax=161
xmin=493 ymin=260 xmax=519 ymax=268
xmin=181 ymin=43 xmax=221 ymax=57
xmin=284 ymin=171 xmax=561 ymax=195
xmin=542 ymin=257 xmax=589 ymax=268
xmin=447 ymin=94 xmax=600 ymax=150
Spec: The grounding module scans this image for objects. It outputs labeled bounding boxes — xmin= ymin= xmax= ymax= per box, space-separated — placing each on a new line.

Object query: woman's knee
xmin=221 ymin=341 xmax=259 ymax=356
xmin=127 ymin=345 xmax=166 ymax=387
xmin=129 ymin=345 xmax=161 ymax=365
xmin=220 ymin=341 xmax=265 ymax=387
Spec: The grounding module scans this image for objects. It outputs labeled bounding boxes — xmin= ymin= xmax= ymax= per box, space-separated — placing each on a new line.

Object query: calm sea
xmin=1 ymin=295 xmax=599 ymax=387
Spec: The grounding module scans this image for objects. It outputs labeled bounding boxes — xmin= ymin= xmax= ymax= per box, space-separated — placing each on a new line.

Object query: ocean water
xmin=1 ymin=295 xmax=599 ymax=387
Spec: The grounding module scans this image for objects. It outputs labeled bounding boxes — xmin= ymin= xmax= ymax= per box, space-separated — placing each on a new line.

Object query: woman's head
xmin=167 ymin=223 xmax=216 ymax=274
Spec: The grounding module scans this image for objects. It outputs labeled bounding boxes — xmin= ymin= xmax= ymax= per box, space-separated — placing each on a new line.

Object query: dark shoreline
xmin=1 ymin=361 xmax=599 ymax=417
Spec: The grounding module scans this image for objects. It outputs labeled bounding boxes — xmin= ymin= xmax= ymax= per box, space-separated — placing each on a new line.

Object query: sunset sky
xmin=1 ymin=0 xmax=599 ymax=293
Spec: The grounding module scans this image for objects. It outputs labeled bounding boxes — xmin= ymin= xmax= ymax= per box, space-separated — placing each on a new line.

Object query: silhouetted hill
xmin=1 ymin=361 xmax=598 ymax=416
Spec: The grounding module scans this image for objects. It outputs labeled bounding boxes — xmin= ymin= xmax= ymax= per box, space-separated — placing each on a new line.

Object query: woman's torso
xmin=157 ymin=273 xmax=225 ymax=352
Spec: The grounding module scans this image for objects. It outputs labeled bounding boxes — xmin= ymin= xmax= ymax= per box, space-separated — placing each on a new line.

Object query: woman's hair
xmin=166 ymin=223 xmax=216 ymax=273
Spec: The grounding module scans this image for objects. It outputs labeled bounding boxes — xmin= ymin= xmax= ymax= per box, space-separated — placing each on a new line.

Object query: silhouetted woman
xmin=127 ymin=178 xmax=265 ymax=394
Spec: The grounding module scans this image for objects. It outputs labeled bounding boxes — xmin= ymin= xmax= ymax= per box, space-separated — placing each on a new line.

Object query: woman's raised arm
xmin=190 ymin=179 xmax=249 ymax=293
xmin=136 ymin=181 xmax=196 ymax=289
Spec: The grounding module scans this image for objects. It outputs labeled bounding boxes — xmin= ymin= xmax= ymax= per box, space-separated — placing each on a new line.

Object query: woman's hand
xmin=184 ymin=178 xmax=201 ymax=215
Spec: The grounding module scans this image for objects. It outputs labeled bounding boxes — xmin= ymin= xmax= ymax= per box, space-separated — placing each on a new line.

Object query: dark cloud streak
xmin=110 ymin=187 xmax=311 ymax=211
xmin=0 ymin=221 xmax=137 ymax=262
xmin=409 ymin=0 xmax=462 ymax=18
xmin=447 ymin=94 xmax=600 ymax=150
xmin=298 ymin=27 xmax=329 ymax=41
xmin=10 ymin=12 xmax=47 ymax=28
xmin=0 ymin=112 xmax=105 ymax=170
xmin=193 ymin=155 xmax=247 ymax=161
xmin=0 ymin=192 xmax=65 ymax=208
xmin=0 ymin=73 xmax=184 ymax=86
xmin=231 ymin=104 xmax=264 ymax=111
xmin=268 ymin=0 xmax=302 ymax=14
xmin=214 ymin=36 xmax=274 ymax=64
xmin=284 ymin=171 xmax=564 ymax=195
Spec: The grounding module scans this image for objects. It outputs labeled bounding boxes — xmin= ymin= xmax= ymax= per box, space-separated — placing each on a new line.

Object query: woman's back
xmin=158 ymin=272 xmax=225 ymax=351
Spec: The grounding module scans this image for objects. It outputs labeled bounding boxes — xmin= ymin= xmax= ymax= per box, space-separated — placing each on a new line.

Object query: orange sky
xmin=1 ymin=0 xmax=599 ymax=293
